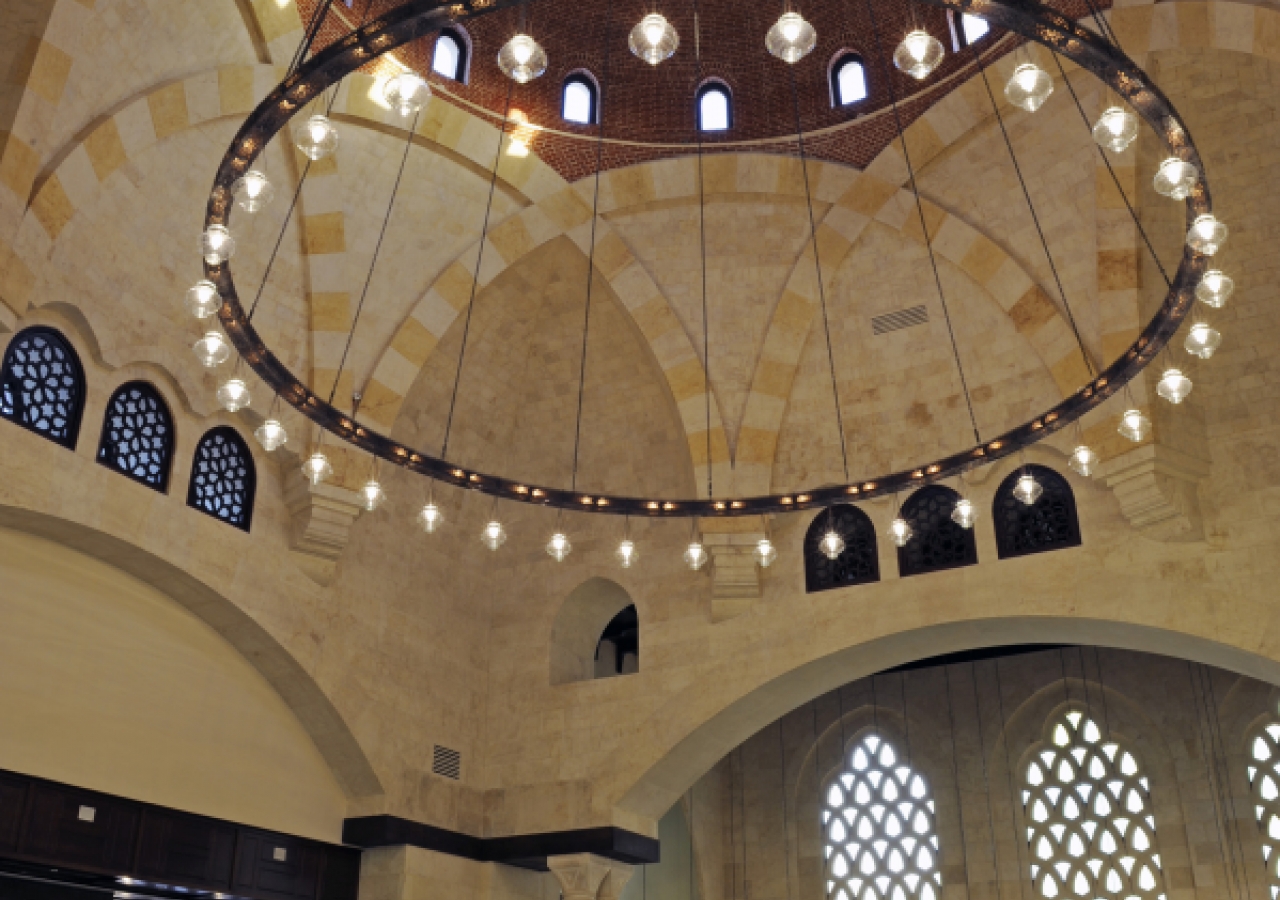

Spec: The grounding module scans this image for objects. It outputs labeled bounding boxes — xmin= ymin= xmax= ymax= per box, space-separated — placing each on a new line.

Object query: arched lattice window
xmin=822 ymin=732 xmax=941 ymax=900
xmin=898 ymin=486 xmax=977 ymax=577
xmin=805 ymin=505 xmax=879 ymax=593
xmin=994 ymin=465 xmax=1081 ymax=559
xmin=831 ymin=53 xmax=868 ymax=107
xmin=1246 ymin=721 xmax=1280 ymax=897
xmin=97 ymin=381 xmax=174 ymax=492
xmin=0 ymin=326 xmax=85 ymax=449
xmin=563 ymin=73 xmax=599 ymax=125
xmin=187 ymin=427 xmax=255 ymax=531
xmin=432 ymin=28 xmax=468 ymax=81
xmin=1023 ymin=709 xmax=1166 ymax=900
xmin=697 ymin=81 xmax=732 ymax=132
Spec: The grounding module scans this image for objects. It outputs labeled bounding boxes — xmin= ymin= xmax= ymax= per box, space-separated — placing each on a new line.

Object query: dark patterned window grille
xmin=97 ymin=382 xmax=174 ymax=492
xmin=994 ymin=464 xmax=1081 ymax=559
xmin=187 ymin=427 xmax=256 ymax=531
xmin=898 ymin=485 xmax=977 ymax=577
xmin=805 ymin=504 xmax=879 ymax=593
xmin=0 ymin=326 xmax=85 ymax=449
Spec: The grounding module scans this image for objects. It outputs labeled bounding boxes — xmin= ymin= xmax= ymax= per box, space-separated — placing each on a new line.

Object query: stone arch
xmin=550 ymin=576 xmax=637 ymax=686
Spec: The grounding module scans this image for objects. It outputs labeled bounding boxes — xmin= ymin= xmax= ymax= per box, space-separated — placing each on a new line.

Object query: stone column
xmin=547 ymin=854 xmax=634 ymax=900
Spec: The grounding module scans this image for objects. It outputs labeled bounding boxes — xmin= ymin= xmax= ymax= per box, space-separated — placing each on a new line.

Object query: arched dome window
xmin=994 ymin=464 xmax=1081 ymax=559
xmin=563 ymin=73 xmax=599 ymax=125
xmin=96 ymin=381 xmax=174 ymax=492
xmin=950 ymin=11 xmax=991 ymax=50
xmin=593 ymin=604 xmax=637 ymax=677
xmin=432 ymin=28 xmax=468 ymax=81
xmin=0 ymin=326 xmax=85 ymax=449
xmin=1246 ymin=720 xmax=1280 ymax=896
xmin=898 ymin=485 xmax=977 ymax=577
xmin=804 ymin=504 xmax=879 ymax=593
xmin=823 ymin=732 xmax=941 ymax=900
xmin=697 ymin=81 xmax=732 ymax=132
xmin=831 ymin=53 xmax=869 ymax=107
xmin=1023 ymin=709 xmax=1166 ymax=900
xmin=187 ymin=426 xmax=256 ymax=531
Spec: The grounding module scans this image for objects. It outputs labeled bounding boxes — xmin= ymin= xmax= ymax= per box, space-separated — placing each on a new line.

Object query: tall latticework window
xmin=0 ymin=326 xmax=85 ymax=448
xmin=822 ymin=733 xmax=941 ymax=900
xmin=187 ymin=427 xmax=256 ymax=531
xmin=1246 ymin=721 xmax=1280 ymax=898
xmin=805 ymin=505 xmax=880 ymax=593
xmin=994 ymin=465 xmax=1081 ymax=560
xmin=1023 ymin=710 xmax=1166 ymax=900
xmin=97 ymin=382 xmax=174 ymax=492
xmin=898 ymin=486 xmax=977 ymax=577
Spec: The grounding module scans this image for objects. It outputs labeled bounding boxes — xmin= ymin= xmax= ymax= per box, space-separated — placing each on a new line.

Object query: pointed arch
xmin=898 ymin=485 xmax=976 ymax=577
xmin=96 ymin=380 xmax=176 ymax=492
xmin=187 ymin=426 xmax=256 ymax=531
xmin=0 ymin=325 xmax=86 ymax=449
xmin=994 ymin=464 xmax=1081 ymax=559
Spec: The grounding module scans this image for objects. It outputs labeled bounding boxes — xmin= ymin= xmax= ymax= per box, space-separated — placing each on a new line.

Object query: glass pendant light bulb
xmin=186 ymin=280 xmax=221 ymax=319
xmin=1195 ymin=270 xmax=1233 ymax=308
xmin=629 ymin=13 xmax=678 ymax=65
xmin=1092 ymin=106 xmax=1138 ymax=152
xmin=360 ymin=478 xmax=386 ymax=512
xmin=382 ymin=72 xmax=431 ymax=117
xmin=498 ymin=34 xmax=547 ymax=83
xmin=255 ymin=418 xmax=287 ymax=451
xmin=951 ymin=497 xmax=977 ymax=529
xmin=232 ymin=170 xmax=275 ymax=213
xmin=1069 ymin=444 xmax=1098 ymax=477
xmin=1186 ymin=214 xmax=1228 ymax=255
xmin=1004 ymin=63 xmax=1053 ymax=112
xmin=1157 ymin=367 xmax=1192 ymax=404
xmin=546 ymin=530 xmax=572 ymax=562
xmin=1185 ymin=321 xmax=1222 ymax=359
xmin=755 ymin=537 xmax=777 ymax=568
xmin=616 ymin=538 xmax=638 ymax=568
xmin=766 ymin=12 xmax=817 ymax=63
xmin=1153 ymin=157 xmax=1198 ymax=200
xmin=201 ymin=225 xmax=235 ymax=265
xmin=419 ymin=500 xmax=443 ymax=533
xmin=818 ymin=528 xmax=845 ymax=560
xmin=217 ymin=376 xmax=250 ymax=413
xmin=1118 ymin=407 xmax=1151 ymax=442
xmin=481 ymin=518 xmax=507 ymax=550
xmin=684 ymin=540 xmax=708 ymax=571
xmin=889 ymin=516 xmax=914 ymax=547
xmin=1013 ymin=473 xmax=1043 ymax=505
xmin=893 ymin=30 xmax=944 ymax=80
xmin=301 ymin=450 xmax=333 ymax=486
xmin=294 ymin=114 xmax=339 ymax=161
xmin=193 ymin=331 xmax=231 ymax=368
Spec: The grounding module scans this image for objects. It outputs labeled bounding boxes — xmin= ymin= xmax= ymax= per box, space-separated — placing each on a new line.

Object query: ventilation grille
xmin=872 ymin=305 xmax=929 ymax=335
xmin=432 ymin=745 xmax=461 ymax=780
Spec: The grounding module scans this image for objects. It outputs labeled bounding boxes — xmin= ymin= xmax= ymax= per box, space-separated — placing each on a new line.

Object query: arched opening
xmin=697 ymin=81 xmax=732 ymax=132
xmin=550 ymin=577 xmax=638 ymax=685
xmin=994 ymin=464 xmax=1082 ymax=559
xmin=898 ymin=484 xmax=977 ymax=577
xmin=804 ymin=504 xmax=879 ymax=593
xmin=187 ymin=426 xmax=256 ymax=532
xmin=432 ymin=28 xmax=469 ymax=81
xmin=0 ymin=326 xmax=86 ymax=450
xmin=563 ymin=72 xmax=599 ymax=125
xmin=830 ymin=52 xmax=868 ymax=107
xmin=97 ymin=381 xmax=175 ymax=493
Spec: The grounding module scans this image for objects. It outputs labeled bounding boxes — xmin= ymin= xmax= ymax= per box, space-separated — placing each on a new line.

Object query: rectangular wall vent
xmin=872 ymin=304 xmax=929 ymax=335
xmin=432 ymin=745 xmax=462 ymax=780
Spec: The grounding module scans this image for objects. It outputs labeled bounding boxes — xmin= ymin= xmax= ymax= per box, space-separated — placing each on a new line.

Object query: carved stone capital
xmin=547 ymin=854 xmax=633 ymax=900
xmin=282 ymin=468 xmax=365 ymax=585
xmin=1098 ymin=443 xmax=1210 ymax=542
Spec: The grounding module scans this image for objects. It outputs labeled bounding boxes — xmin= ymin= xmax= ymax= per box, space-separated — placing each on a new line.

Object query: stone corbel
xmin=282 ymin=467 xmax=366 ymax=585
xmin=548 ymin=854 xmax=634 ymax=900
xmin=1097 ymin=443 xmax=1210 ymax=542
xmin=701 ymin=517 xmax=769 ymax=623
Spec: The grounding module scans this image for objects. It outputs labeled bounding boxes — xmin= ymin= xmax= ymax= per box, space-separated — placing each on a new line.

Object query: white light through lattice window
xmin=1247 ymin=722 xmax=1280 ymax=899
xmin=821 ymin=733 xmax=941 ymax=900
xmin=1022 ymin=709 xmax=1166 ymax=900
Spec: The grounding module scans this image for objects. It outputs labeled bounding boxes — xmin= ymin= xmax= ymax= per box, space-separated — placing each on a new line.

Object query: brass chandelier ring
xmin=206 ymin=0 xmax=1209 ymax=518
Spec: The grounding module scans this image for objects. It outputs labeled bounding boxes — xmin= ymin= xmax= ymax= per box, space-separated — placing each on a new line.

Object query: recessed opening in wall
xmin=595 ymin=605 xmax=638 ymax=678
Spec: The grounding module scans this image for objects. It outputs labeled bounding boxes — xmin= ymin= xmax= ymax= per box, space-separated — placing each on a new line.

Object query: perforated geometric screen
xmin=187 ymin=426 xmax=256 ymax=531
xmin=0 ymin=327 xmax=85 ymax=448
xmin=898 ymin=485 xmax=977 ymax=577
xmin=1247 ymin=722 xmax=1280 ymax=899
xmin=1022 ymin=710 xmax=1166 ymax=900
xmin=97 ymin=381 xmax=174 ymax=491
xmin=822 ymin=733 xmax=941 ymax=900
xmin=805 ymin=505 xmax=880 ymax=593
xmin=994 ymin=465 xmax=1082 ymax=560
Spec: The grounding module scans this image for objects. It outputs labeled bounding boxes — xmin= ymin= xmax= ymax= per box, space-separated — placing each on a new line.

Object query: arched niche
xmin=550 ymin=577 xmax=637 ymax=686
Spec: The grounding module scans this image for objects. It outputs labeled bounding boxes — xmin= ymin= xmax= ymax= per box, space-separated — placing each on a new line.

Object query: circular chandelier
xmin=197 ymin=0 xmax=1218 ymax=538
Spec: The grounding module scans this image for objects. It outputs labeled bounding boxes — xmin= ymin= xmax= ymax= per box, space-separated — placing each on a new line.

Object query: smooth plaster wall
xmin=0 ymin=525 xmax=347 ymax=841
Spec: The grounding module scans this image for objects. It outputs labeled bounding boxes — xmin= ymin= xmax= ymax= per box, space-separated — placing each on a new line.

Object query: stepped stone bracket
xmin=283 ymin=468 xmax=366 ymax=585
xmin=1098 ymin=444 xmax=1210 ymax=543
xmin=704 ymin=529 xmax=767 ymax=623
xmin=548 ymin=854 xmax=634 ymax=900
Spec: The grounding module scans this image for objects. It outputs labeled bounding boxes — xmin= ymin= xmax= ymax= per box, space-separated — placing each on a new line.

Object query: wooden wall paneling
xmin=18 ymin=782 xmax=140 ymax=873
xmin=135 ymin=807 xmax=237 ymax=891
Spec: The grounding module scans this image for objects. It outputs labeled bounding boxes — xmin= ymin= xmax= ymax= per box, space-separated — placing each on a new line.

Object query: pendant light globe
xmin=615 ymin=539 xmax=638 ymax=568
xmin=1185 ymin=321 xmax=1222 ymax=359
xmin=232 ymin=170 xmax=275 ymax=213
xmin=1157 ymin=367 xmax=1193 ymax=404
xmin=1069 ymin=444 xmax=1099 ymax=477
xmin=360 ymin=478 xmax=386 ymax=512
xmin=186 ymin=281 xmax=221 ymax=319
xmin=1186 ymin=214 xmax=1227 ymax=255
xmin=894 ymin=30 xmax=944 ymax=80
xmin=294 ymin=115 xmax=339 ymax=161
xmin=419 ymin=501 xmax=443 ymax=533
xmin=1092 ymin=106 xmax=1139 ymax=152
xmin=216 ymin=376 xmax=250 ymax=413
xmin=1118 ymin=408 xmax=1151 ymax=442
xmin=766 ymin=12 xmax=817 ymax=63
xmin=546 ymin=530 xmax=572 ymax=562
xmin=201 ymin=225 xmax=235 ymax=265
xmin=888 ymin=516 xmax=913 ymax=547
xmin=1012 ymin=472 xmax=1043 ymax=505
xmin=1004 ymin=63 xmax=1053 ymax=112
xmin=193 ymin=331 xmax=231 ymax=368
xmin=382 ymin=72 xmax=431 ymax=117
xmin=754 ymin=538 xmax=777 ymax=568
xmin=1196 ymin=270 xmax=1233 ymax=308
xmin=481 ymin=518 xmax=507 ymax=550
xmin=951 ymin=497 xmax=977 ymax=529
xmin=498 ymin=34 xmax=547 ymax=83
xmin=301 ymin=450 xmax=333 ymax=486
xmin=629 ymin=13 xmax=678 ymax=65
xmin=1153 ymin=157 xmax=1198 ymax=200
xmin=255 ymin=418 xmax=287 ymax=451
xmin=684 ymin=540 xmax=708 ymax=571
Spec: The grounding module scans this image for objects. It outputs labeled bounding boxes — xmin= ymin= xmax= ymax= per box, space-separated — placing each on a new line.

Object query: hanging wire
xmin=965 ymin=43 xmax=1094 ymax=379
xmin=440 ymin=70 xmax=518 ymax=459
xmin=785 ymin=44 xmax=849 ymax=481
xmin=569 ymin=0 xmax=616 ymax=492
xmin=863 ymin=0 xmax=982 ymax=445
xmin=1050 ymin=53 xmax=1172 ymax=290
xmin=327 ymin=107 xmax=423 ymax=408
xmin=1200 ymin=665 xmax=1255 ymax=900
xmin=1187 ymin=661 xmax=1248 ymax=900
xmin=287 ymin=0 xmax=337 ymax=76
xmin=692 ymin=0 xmax=714 ymax=499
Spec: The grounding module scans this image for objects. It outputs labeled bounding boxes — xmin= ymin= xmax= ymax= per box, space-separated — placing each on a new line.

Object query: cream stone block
xmin=372 ymin=347 xmax=420 ymax=397
xmin=307 ymin=254 xmax=348 ymax=293
xmin=928 ymin=215 xmax=977 ymax=266
xmin=301 ymin=177 xmax=345 ymax=216
xmin=1148 ymin=3 xmax=1182 ymax=52
xmin=822 ymin=204 xmax=870 ymax=244
xmin=1213 ymin=2 xmax=1256 ymax=53
xmin=54 ymin=146 xmax=99 ymax=212
xmin=864 ymin=144 xmax=908 ymax=186
xmin=184 ymin=71 xmax=223 ymax=126
xmin=454 ymin=119 xmax=504 ymax=170
xmin=678 ymin=395 xmax=723 ymax=431
xmin=873 ymin=189 xmax=915 ymax=232
xmin=642 ymin=322 xmax=695 ymax=372
xmin=516 ymin=206 xmax=562 ymax=249
xmin=649 ymin=157 xmax=697 ymax=201
xmin=253 ymin=65 xmax=282 ymax=106
xmin=741 ymin=392 xmax=787 ymax=431
xmin=921 ymin=90 xmax=985 ymax=149
xmin=735 ymin=155 xmax=783 ymax=196
xmin=311 ymin=330 xmax=350 ymax=366
xmin=985 ymin=257 xmax=1036 ymax=312
xmin=604 ymin=262 xmax=659 ymax=312
xmin=112 ymin=100 xmax=158 ymax=159
xmin=414 ymin=291 xmax=463 ymax=339
xmin=812 ymin=161 xmax=858 ymax=205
